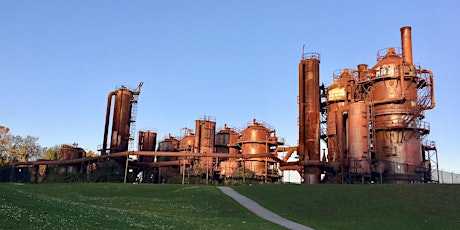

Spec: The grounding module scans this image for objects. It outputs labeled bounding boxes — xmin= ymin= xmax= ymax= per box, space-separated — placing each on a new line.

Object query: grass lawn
xmin=0 ymin=183 xmax=282 ymax=229
xmin=2 ymin=183 xmax=458 ymax=230
xmin=234 ymin=184 xmax=460 ymax=230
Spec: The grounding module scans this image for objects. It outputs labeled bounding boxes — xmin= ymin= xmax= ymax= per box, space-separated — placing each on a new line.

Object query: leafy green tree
xmin=0 ymin=125 xmax=43 ymax=165
xmin=42 ymin=145 xmax=61 ymax=160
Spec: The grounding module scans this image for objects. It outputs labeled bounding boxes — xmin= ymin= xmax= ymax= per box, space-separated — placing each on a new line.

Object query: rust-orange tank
xmin=321 ymin=27 xmax=435 ymax=183
xmin=59 ymin=145 xmax=85 ymax=174
xmin=369 ymin=26 xmax=433 ymax=183
xmin=219 ymin=160 xmax=239 ymax=178
xmin=326 ymin=69 xmax=354 ymax=168
xmin=215 ymin=124 xmax=240 ymax=178
xmin=110 ymin=89 xmax=133 ymax=153
xmin=179 ymin=129 xmax=195 ymax=152
xmin=195 ymin=116 xmax=216 ymax=170
xmin=138 ymin=130 xmax=157 ymax=162
xmin=60 ymin=145 xmax=85 ymax=161
xmin=102 ymin=83 xmax=142 ymax=155
xmin=237 ymin=119 xmax=282 ymax=178
xmin=215 ymin=124 xmax=239 ymax=154
xmin=158 ymin=135 xmax=179 ymax=152
xmin=348 ymin=102 xmax=370 ymax=174
xmin=298 ymin=53 xmax=321 ymax=184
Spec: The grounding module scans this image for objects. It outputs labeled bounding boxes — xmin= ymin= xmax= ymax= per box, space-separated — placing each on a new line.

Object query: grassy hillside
xmin=235 ymin=184 xmax=460 ymax=230
xmin=0 ymin=183 xmax=282 ymax=229
xmin=1 ymin=183 xmax=458 ymax=229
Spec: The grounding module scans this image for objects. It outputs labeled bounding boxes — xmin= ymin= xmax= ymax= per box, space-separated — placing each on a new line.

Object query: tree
xmin=42 ymin=145 xmax=61 ymax=160
xmin=0 ymin=126 xmax=11 ymax=165
xmin=86 ymin=150 xmax=98 ymax=157
xmin=0 ymin=126 xmax=43 ymax=165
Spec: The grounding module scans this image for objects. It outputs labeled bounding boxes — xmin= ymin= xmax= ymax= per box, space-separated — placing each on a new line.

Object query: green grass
xmin=2 ymin=183 xmax=459 ymax=230
xmin=0 ymin=183 xmax=282 ymax=229
xmin=234 ymin=184 xmax=460 ymax=230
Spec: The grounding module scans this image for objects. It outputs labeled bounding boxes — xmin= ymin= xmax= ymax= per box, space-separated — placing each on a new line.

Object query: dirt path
xmin=218 ymin=187 xmax=313 ymax=230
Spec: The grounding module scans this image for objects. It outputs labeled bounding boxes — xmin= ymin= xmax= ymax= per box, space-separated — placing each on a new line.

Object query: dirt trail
xmin=218 ymin=187 xmax=313 ymax=230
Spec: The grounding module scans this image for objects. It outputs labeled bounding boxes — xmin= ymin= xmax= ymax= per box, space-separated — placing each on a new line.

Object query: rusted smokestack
xmin=298 ymin=52 xmax=321 ymax=184
xmin=400 ymin=26 xmax=413 ymax=65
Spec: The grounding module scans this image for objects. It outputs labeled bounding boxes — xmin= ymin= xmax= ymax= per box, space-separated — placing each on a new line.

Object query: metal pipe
xmin=401 ymin=26 xmax=413 ymax=65
xmin=102 ymin=91 xmax=116 ymax=155
xmin=400 ymin=59 xmax=406 ymax=100
xmin=336 ymin=109 xmax=344 ymax=163
xmin=133 ymin=159 xmax=191 ymax=168
xmin=13 ymin=151 xmax=277 ymax=166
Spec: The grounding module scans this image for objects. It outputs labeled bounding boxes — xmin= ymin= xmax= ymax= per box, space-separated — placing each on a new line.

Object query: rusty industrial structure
xmin=102 ymin=83 xmax=143 ymax=155
xmin=13 ymin=26 xmax=438 ymax=184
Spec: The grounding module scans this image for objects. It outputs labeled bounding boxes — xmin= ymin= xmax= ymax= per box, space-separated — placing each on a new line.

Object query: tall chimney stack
xmin=400 ymin=26 xmax=413 ymax=65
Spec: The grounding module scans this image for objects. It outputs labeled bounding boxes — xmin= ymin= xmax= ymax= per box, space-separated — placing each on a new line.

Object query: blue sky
xmin=1 ymin=1 xmax=459 ymax=173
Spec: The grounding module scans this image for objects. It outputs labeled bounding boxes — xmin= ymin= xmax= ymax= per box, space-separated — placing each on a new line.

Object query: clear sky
xmin=1 ymin=1 xmax=459 ymax=174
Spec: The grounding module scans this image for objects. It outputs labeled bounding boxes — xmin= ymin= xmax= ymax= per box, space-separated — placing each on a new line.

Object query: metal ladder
xmin=367 ymin=95 xmax=376 ymax=157
xmin=129 ymin=95 xmax=139 ymax=151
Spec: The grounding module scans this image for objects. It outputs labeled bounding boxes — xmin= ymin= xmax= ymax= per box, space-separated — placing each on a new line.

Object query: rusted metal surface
xmin=14 ymin=151 xmax=276 ymax=167
xmin=237 ymin=119 xmax=283 ymax=178
xmin=58 ymin=145 xmax=86 ymax=174
xmin=321 ymin=26 xmax=436 ymax=183
xmin=18 ymin=27 xmax=437 ymax=185
xmin=326 ymin=69 xmax=354 ymax=169
xmin=138 ymin=130 xmax=157 ymax=162
xmin=348 ymin=102 xmax=370 ymax=174
xmin=179 ymin=128 xmax=195 ymax=152
xmin=215 ymin=124 xmax=241 ymax=177
xmin=368 ymin=27 xmax=425 ymax=183
xmin=133 ymin=159 xmax=191 ymax=168
xmin=401 ymin=26 xmax=413 ymax=65
xmin=298 ymin=53 xmax=321 ymax=184
xmin=158 ymin=134 xmax=180 ymax=152
xmin=60 ymin=145 xmax=85 ymax=161
xmin=195 ymin=116 xmax=216 ymax=169
xmin=219 ymin=160 xmax=239 ymax=178
xmin=102 ymin=83 xmax=143 ymax=155
xmin=215 ymin=124 xmax=239 ymax=154
xmin=110 ymin=89 xmax=133 ymax=153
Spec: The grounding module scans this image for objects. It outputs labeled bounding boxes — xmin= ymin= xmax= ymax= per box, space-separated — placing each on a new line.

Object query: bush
xmin=87 ymin=159 xmax=124 ymax=182
xmin=0 ymin=165 xmax=13 ymax=182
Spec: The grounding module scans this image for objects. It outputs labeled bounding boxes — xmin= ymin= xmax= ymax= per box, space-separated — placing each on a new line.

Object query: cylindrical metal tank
xmin=59 ymin=145 xmax=85 ymax=174
xmin=110 ymin=88 xmax=133 ymax=153
xmin=370 ymin=28 xmax=423 ymax=182
xmin=326 ymin=69 xmax=353 ymax=169
xmin=348 ymin=102 xmax=370 ymax=174
xmin=60 ymin=145 xmax=85 ymax=161
xmin=321 ymin=26 xmax=435 ymax=183
xmin=102 ymin=83 xmax=142 ymax=155
xmin=158 ymin=135 xmax=179 ymax=152
xmin=138 ymin=130 xmax=157 ymax=162
xmin=179 ymin=131 xmax=195 ymax=152
xmin=239 ymin=121 xmax=271 ymax=154
xmin=215 ymin=125 xmax=240 ymax=179
xmin=195 ymin=116 xmax=216 ymax=169
xmin=298 ymin=53 xmax=321 ymax=184
xmin=237 ymin=119 xmax=281 ymax=178
xmin=195 ymin=117 xmax=216 ymax=153
xmin=215 ymin=125 xmax=240 ymax=154
xmin=219 ymin=160 xmax=239 ymax=178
